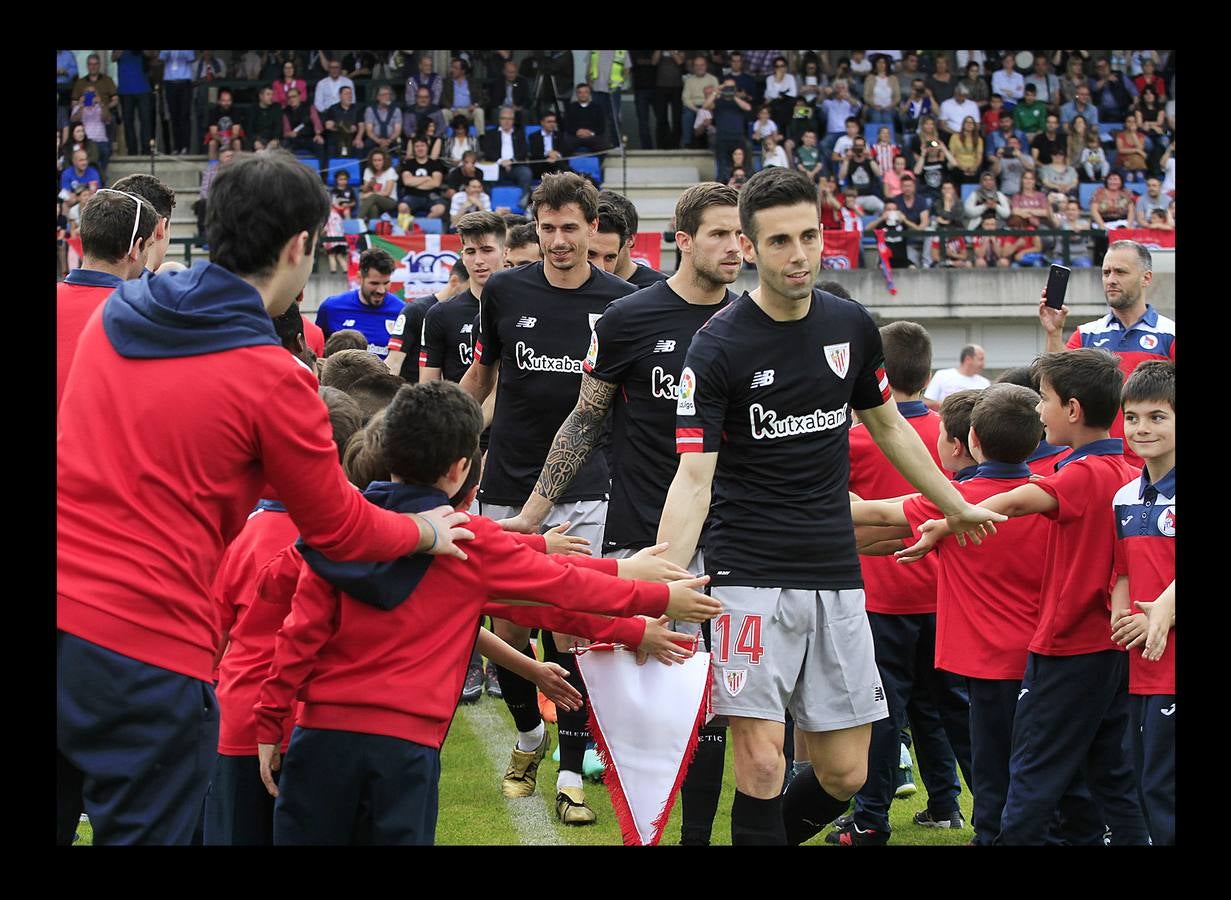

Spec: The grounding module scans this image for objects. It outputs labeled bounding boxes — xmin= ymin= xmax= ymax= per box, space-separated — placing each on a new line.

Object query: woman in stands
xmin=948 ymin=115 xmax=983 ymax=184
xmin=1090 ymin=170 xmax=1137 ymax=230
xmin=1066 ymin=115 xmax=1090 ymax=173
xmin=1114 ymin=116 xmax=1149 ymax=183
xmin=272 ymin=60 xmax=308 ymax=108
xmin=863 ymin=54 xmax=899 ymax=126
xmin=442 ymin=115 xmax=476 ymax=169
xmin=63 ymin=122 xmax=100 ymax=170
xmin=358 ymin=149 xmax=399 ymax=222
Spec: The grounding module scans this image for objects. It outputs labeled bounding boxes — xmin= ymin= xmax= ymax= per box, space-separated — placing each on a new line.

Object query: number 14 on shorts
xmin=712 ymin=614 xmax=765 ymax=665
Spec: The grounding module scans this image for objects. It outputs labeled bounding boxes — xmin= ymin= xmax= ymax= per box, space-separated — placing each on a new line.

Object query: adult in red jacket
xmin=56 ymin=150 xmax=473 ymax=847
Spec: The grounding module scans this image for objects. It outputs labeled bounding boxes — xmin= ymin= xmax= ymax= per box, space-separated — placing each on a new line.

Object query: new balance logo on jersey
xmin=458 ymin=343 xmax=474 ymax=366
xmin=653 ymin=340 xmax=676 ymax=353
xmin=750 ymin=369 xmax=775 ymax=389
xmin=343 ymin=319 xmax=356 ymax=327
xmin=651 ymin=366 xmax=679 ymax=401
xmin=748 ymin=403 xmax=847 ymax=440
xmin=461 ymin=323 xmax=473 ymax=334
xmin=515 ymin=341 xmax=583 ymax=373
xmin=516 ymin=316 xmax=538 ymax=328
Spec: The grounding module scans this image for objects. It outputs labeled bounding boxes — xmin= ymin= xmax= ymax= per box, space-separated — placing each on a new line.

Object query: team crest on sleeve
xmin=584 ymin=330 xmax=600 ymax=370
xmin=1158 ymin=506 xmax=1175 ymax=537
xmin=677 ymin=366 xmax=697 ymax=415
xmin=824 ymin=342 xmax=851 ymax=379
xmin=1139 ymin=333 xmax=1159 ymax=350
xmin=722 ymin=669 xmax=747 ymax=697
xmin=391 ymin=314 xmax=406 ymax=336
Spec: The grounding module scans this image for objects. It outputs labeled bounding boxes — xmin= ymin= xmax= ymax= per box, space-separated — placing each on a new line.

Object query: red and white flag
xmin=575 ymin=641 xmax=711 ymax=846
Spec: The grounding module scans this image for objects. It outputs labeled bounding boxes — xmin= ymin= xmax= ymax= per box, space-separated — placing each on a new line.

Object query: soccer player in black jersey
xmin=385 ymin=262 xmax=469 ymax=380
xmin=458 ymin=172 xmax=637 ymax=825
xmin=501 ymin=183 xmax=742 ymax=843
xmin=656 ymin=167 xmax=1003 ymax=846
xmin=503 ymin=222 xmax=542 ymax=268
xmin=598 ymin=189 xmax=669 ymax=287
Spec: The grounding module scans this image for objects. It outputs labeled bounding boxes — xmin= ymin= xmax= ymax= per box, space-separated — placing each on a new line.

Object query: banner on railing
xmin=1108 ymin=227 xmax=1175 ymax=251
xmin=364 ymin=233 xmax=463 ymax=299
xmin=631 ymin=232 xmax=663 ymax=272
xmin=821 ymin=230 xmax=861 ymax=270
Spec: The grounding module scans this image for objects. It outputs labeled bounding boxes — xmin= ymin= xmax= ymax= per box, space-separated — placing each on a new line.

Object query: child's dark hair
xmin=382 ymin=381 xmax=483 ymax=485
xmin=320 ymin=348 xmax=387 ymax=391
xmin=448 ymin=447 xmax=484 ymax=508
xmin=1122 ymin=359 xmax=1175 ymax=412
xmin=996 ymin=366 xmax=1040 ymax=392
xmin=347 ymin=372 xmax=404 ymax=423
xmin=879 ymin=321 xmax=933 ymax=397
xmin=318 ymin=386 xmax=364 ymax=464
xmin=323 ymin=329 xmax=370 ymax=357
xmin=939 ymin=389 xmax=981 ymax=457
xmin=343 ymin=408 xmax=390 ymax=488
xmin=1031 ymin=349 xmax=1124 ymax=429
xmin=738 ymin=167 xmax=819 ymax=244
xmin=971 ymin=383 xmax=1043 ymax=464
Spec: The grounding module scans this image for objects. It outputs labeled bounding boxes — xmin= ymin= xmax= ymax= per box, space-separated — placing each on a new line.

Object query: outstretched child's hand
xmin=1135 ymin=599 xmax=1172 ymax=661
xmin=665 ymin=575 xmax=720 ymax=623
xmin=258 ymin=742 xmax=282 ymax=798
xmin=944 ymin=503 xmax=1005 ymax=547
xmin=415 ymin=506 xmax=476 ymax=560
xmin=618 ymin=542 xmax=692 ymax=583
xmin=895 ymin=519 xmax=944 ymax=563
xmin=1110 ymin=608 xmax=1148 ymax=648
xmin=531 ymin=661 xmax=583 ymax=712
xmin=634 ymin=615 xmax=696 ymax=666
xmin=543 ymin=522 xmax=591 ymax=556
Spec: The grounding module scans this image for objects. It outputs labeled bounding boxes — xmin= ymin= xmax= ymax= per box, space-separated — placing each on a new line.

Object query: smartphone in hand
xmin=1044 ymin=263 xmax=1070 ymax=310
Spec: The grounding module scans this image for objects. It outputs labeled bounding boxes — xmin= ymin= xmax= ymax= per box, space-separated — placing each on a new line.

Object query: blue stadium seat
xmin=569 ymin=155 xmax=603 ymax=184
xmin=491 ymin=186 xmax=523 ymax=212
xmin=341 ymin=218 xmax=366 ymax=235
xmin=524 ymin=124 xmax=542 ymax=139
xmin=960 ymin=182 xmax=979 ymax=203
xmin=415 ymin=217 xmax=443 ymax=234
xmin=1078 ymin=182 xmax=1100 ymax=210
xmin=295 ymin=155 xmax=320 ymax=174
xmin=327 ymin=158 xmax=362 ymax=187
xmin=865 ymin=122 xmax=895 ymax=146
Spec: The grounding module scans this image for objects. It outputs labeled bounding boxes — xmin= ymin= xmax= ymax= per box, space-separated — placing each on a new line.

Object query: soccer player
xmin=655 ymin=167 xmax=1001 ymax=845
xmin=57 ymin=188 xmax=158 ymax=409
xmin=1038 ymin=239 xmax=1175 ymax=465
xmin=458 ymin=171 xmax=638 ymax=822
xmin=587 ymin=200 xmax=632 ymax=274
xmin=1109 ymin=360 xmax=1175 ymax=845
xmin=901 ymin=349 xmax=1151 ymax=845
xmin=599 ymin=189 xmax=669 ymax=286
xmin=111 ymin=173 xmax=177 ymax=272
xmin=504 ymin=222 xmax=542 ymax=268
xmin=386 ymin=260 xmax=470 ymax=379
xmin=314 ymin=248 xmax=403 ymax=359
xmin=57 ymin=149 xmax=473 ymax=846
xmin=501 ymin=182 xmax=744 ymax=844
xmin=995 ymin=367 xmax=1069 ymax=475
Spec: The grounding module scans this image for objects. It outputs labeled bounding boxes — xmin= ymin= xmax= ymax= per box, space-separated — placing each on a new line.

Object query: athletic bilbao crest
xmin=723 ymin=668 xmax=747 ymax=697
xmin=1158 ymin=507 xmax=1175 ymax=537
xmin=824 ymin=342 xmax=851 ymax=379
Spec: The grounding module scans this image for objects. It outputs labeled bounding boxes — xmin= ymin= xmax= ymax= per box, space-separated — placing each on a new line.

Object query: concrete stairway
xmin=599 ymin=150 xmax=714 ymax=237
xmin=105 ymin=155 xmax=209 ymax=263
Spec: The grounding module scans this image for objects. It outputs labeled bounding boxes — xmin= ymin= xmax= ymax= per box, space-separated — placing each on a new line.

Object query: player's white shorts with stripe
xmin=476 ymin=499 xmax=608 ymax=556
xmin=707 ymin=586 xmax=888 ymax=733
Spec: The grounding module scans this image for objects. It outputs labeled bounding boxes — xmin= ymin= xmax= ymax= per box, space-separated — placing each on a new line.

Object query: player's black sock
xmin=494 ymin=641 xmax=542 ymax=734
xmin=782 ymin=768 xmax=852 ymax=845
xmin=680 ymin=726 xmax=726 ymax=845
xmin=555 ymin=666 xmax=589 ymax=776
xmin=731 ymin=790 xmax=786 ymax=845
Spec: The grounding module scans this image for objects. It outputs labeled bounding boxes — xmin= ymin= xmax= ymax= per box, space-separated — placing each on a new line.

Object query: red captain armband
xmin=418 ymin=351 xmax=428 ymax=367
xmin=875 ymin=366 xmax=891 ymax=402
xmin=676 ymin=427 xmax=705 ymax=453
xmin=388 ymin=337 xmax=403 ymax=352
xmin=474 ymin=340 xmax=484 ymax=358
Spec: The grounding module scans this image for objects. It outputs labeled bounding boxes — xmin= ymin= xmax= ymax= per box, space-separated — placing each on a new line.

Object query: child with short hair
xmin=255 ymin=382 xmax=719 ymax=844
xmin=1108 ymin=360 xmax=1175 ymax=845
xmin=995 ymin=367 xmax=1068 ymax=475
xmin=899 ymin=349 xmax=1150 ymax=845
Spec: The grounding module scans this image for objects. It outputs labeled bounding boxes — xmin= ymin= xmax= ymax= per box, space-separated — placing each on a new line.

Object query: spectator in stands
xmin=65 ymin=186 xmax=94 ymax=238
xmin=798 ymin=57 xmax=826 ymax=106
xmin=64 ymin=122 xmax=100 ymax=170
xmin=60 ymin=149 xmax=101 ymax=200
xmin=939 ymin=83 xmax=981 ymax=137
xmin=112 ymin=50 xmax=155 ymax=156
xmin=406 ymin=54 xmax=443 ymax=107
xmin=480 ymin=107 xmax=532 ymax=208
xmin=1060 ymin=84 xmax=1100 ymax=131
xmin=1008 ymin=213 xmax=1045 ymax=266
xmin=273 ymin=59 xmax=307 ymax=108
xmin=819 ymin=79 xmax=861 ymax=160
xmin=981 ymin=94 xmax=1006 ymax=138
xmin=324 ymin=86 xmax=367 ymax=159
xmin=992 ymin=134 xmax=1034 ymax=196
xmin=1013 ymin=84 xmax=1048 ymax=138
xmin=1146 ymin=206 xmax=1174 ymax=230
xmin=964 ymin=169 xmax=1010 ymax=228
xmin=192 ymin=147 xmax=234 ymax=237
xmin=1040 ymin=149 xmax=1080 ymax=212
xmin=726 ymin=145 xmax=752 ymax=181
xmin=450 ymin=176 xmax=493 ymax=222
xmin=751 ymin=105 xmax=779 ymax=142
xmin=342 ymin=50 xmax=378 ymax=80
xmin=840 ymin=136 xmax=884 ymax=215
xmin=1057 ymin=199 xmax=1094 ymax=266
xmin=1031 ymin=113 xmax=1066 ymax=165
xmin=889 ymin=171 xmax=931 ymax=264
xmin=365 ymin=85 xmax=404 ymax=158
xmin=1160 ymin=140 xmax=1175 ymax=195
xmin=314 ymin=58 xmax=354 ymax=116
xmin=926 ymin=54 xmax=957 ymax=105
xmin=405 ymin=87 xmax=447 ymax=140
xmin=1133 ymin=85 xmax=1168 ymax=160
xmin=682 ymin=55 xmax=719 ymax=149
xmin=763 ymin=56 xmax=799 ymax=132
xmin=204 ymin=88 xmax=246 ymax=160
xmin=881 ymin=153 xmax=909 ymax=198
xmin=653 ymin=50 xmax=686 ymax=150
xmin=863 ymin=54 xmax=900 ymax=126
xmin=249 ymin=86 xmax=282 ymax=151
xmin=1135 ymin=177 xmax=1170 ymax=223
xmin=159 ymin=50 xmax=195 ymax=155
xmin=70 ymin=55 xmax=117 ymax=177
xmin=529 ymin=111 xmax=569 ymax=178
xmin=440 ymin=115 xmax=476 ymax=170
xmin=795 ymin=129 xmax=824 ymax=183
xmin=727 ymin=166 xmax=748 ymax=189
xmin=489 ymin=59 xmax=530 ymax=127
xmin=785 ymin=95 xmax=819 ymax=151
xmin=359 ymin=148 xmax=400 ymax=222
xmin=282 ymin=87 xmax=326 ymax=163
xmin=830 ymin=116 xmax=862 ymax=169
xmin=899 ymin=78 xmax=935 ymax=136
xmin=914 ymin=117 xmax=957 ymax=201
xmin=325 ymin=172 xmax=357 ymax=274
xmin=866 ymin=201 xmax=912 ymax=268
xmin=563 ymin=83 xmax=609 ymax=154
xmin=871 ymin=125 xmax=900 ymax=174
xmin=630 ymin=50 xmax=658 ymax=150
xmin=1078 ymin=128 xmax=1110 ymax=182
xmin=814 ymin=174 xmax=842 ymax=231
xmin=1090 ymin=171 xmax=1137 ymax=229
xmin=1115 ymin=116 xmax=1149 ymax=182
xmin=398 ymin=136 xmax=449 ymax=221
xmin=894 ymin=52 xmax=923 ymax=98
xmin=931 ymin=179 xmax=965 ymax=229
xmin=760 ymin=132 xmax=788 ymax=168
xmin=987 ymin=111 xmax=1029 ymax=163
xmin=988 ymin=215 xmax=1024 ymax=267
xmin=1057 ymin=54 xmax=1088 ymax=106
xmin=1011 ymin=169 xmax=1056 ymax=228
xmin=57 ymin=49 xmax=77 ymax=108
xmin=1132 ymin=58 xmax=1166 ymax=99
xmin=970 ymin=212 xmax=998 ymax=267
xmin=1067 ymin=114 xmax=1091 ymax=168
xmin=706 ymin=78 xmax=752 ymax=182
xmin=991 ymin=53 xmax=1025 ymax=109
xmin=1089 ymin=57 xmax=1136 ymax=126
xmin=957 ymin=60 xmax=990 ymax=108
xmin=1024 ymin=54 xmax=1060 ymax=109
xmin=846 ymin=50 xmax=871 ymax=95
xmin=440 ymin=57 xmax=486 ymax=134
xmin=948 ymin=116 xmax=983 ymax=184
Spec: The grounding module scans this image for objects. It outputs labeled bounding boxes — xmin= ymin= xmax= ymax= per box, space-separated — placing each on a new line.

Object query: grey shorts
xmin=476 ymin=499 xmax=607 ymax=557
xmin=708 ymin=586 xmax=888 ymax=733
xmin=603 ymin=547 xmax=706 ymax=643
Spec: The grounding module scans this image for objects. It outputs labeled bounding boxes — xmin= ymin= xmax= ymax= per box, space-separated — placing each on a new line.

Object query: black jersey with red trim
xmin=627 ymin=264 xmax=668 ymax=289
xmin=387 ymin=294 xmax=438 ymax=379
xmin=675 ymin=289 xmax=890 ymax=589
xmin=478 ymin=261 xmax=637 ymax=505
xmin=584 ymin=280 xmax=734 ymax=551
xmin=420 ymin=290 xmax=479 ymax=383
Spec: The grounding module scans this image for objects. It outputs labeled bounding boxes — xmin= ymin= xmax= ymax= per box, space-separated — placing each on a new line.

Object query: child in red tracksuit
xmin=254 ymin=381 xmax=719 ymax=845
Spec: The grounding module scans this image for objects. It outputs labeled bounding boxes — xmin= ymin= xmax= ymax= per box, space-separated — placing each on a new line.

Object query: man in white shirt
xmin=923 ymin=344 xmax=990 ymax=409
xmin=314 ymin=59 xmax=355 ymax=114
xmin=991 ymin=54 xmax=1025 ymax=108
xmin=938 ymin=83 xmax=980 ymax=136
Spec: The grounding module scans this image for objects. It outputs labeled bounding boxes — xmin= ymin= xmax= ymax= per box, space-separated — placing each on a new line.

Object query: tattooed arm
xmin=498 ymin=374 xmax=618 ymax=533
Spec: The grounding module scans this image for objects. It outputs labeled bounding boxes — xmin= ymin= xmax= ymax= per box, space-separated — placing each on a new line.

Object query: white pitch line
xmin=458 ymin=700 xmax=564 ymax=846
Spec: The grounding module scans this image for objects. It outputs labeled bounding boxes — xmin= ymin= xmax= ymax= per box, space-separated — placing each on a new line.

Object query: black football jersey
xmin=421 ymin=290 xmax=479 ymax=384
xmin=387 ymin=294 xmax=438 ymax=379
xmin=626 ymin=264 xmax=668 ymax=289
xmin=675 ymin=289 xmax=890 ymax=589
